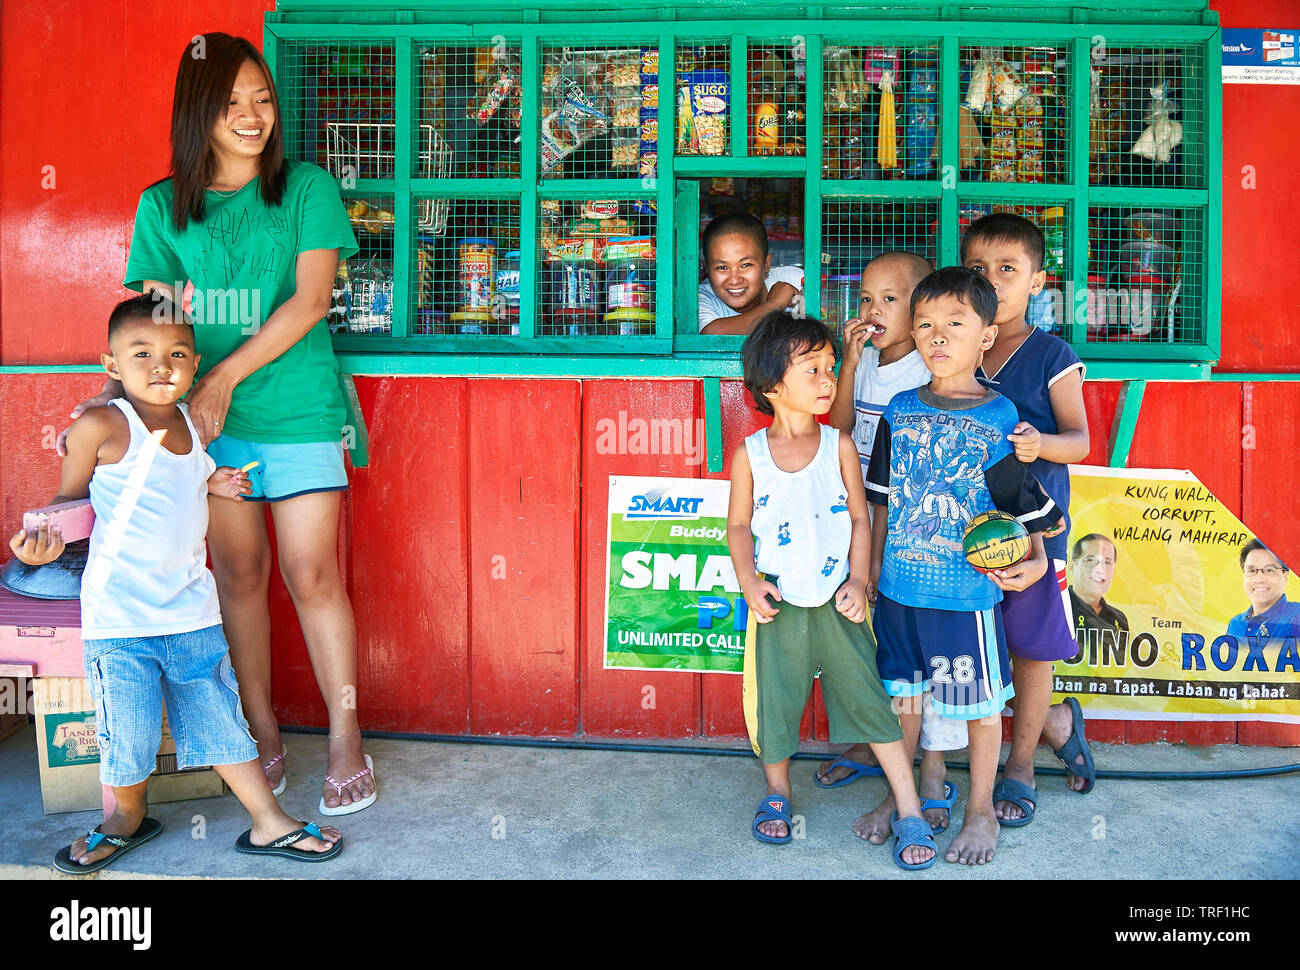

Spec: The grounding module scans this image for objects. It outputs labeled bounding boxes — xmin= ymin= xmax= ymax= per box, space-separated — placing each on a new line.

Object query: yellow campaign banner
xmin=1054 ymin=466 xmax=1300 ymax=723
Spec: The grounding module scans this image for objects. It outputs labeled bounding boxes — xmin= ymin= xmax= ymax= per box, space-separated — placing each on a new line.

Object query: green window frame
xmin=265 ymin=2 xmax=1222 ymax=380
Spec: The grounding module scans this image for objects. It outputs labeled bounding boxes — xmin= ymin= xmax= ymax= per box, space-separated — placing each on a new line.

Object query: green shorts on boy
xmin=741 ymin=422 xmax=902 ymax=761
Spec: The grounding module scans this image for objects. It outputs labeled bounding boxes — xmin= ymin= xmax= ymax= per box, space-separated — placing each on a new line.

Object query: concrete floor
xmin=3 ymin=725 xmax=1298 ymax=880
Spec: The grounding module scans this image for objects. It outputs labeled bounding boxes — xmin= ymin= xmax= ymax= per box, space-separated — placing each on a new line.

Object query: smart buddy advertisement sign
xmin=604 ymin=476 xmax=745 ymax=673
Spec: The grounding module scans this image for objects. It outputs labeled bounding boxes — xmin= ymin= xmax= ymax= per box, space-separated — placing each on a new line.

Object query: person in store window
xmin=58 ymin=33 xmax=376 ymax=817
xmin=698 ymin=213 xmax=803 ymax=335
xmin=1227 ymin=540 xmax=1300 ymax=640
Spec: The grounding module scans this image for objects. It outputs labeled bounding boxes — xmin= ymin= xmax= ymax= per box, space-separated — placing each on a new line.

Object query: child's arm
xmin=828 ymin=318 xmax=871 ymax=435
xmin=1006 ymin=368 xmax=1090 ymax=465
xmin=863 ymin=416 xmax=894 ymax=604
xmin=207 ymin=466 xmax=254 ymax=502
xmin=699 ymin=282 xmax=800 ymax=336
xmin=726 ymin=445 xmax=781 ymax=622
xmin=833 ymin=432 xmax=872 ymax=623
xmin=990 ymin=531 xmax=1047 ymax=593
xmin=8 ymin=410 xmax=113 ymax=565
xmin=869 ymin=500 xmax=887 ymax=605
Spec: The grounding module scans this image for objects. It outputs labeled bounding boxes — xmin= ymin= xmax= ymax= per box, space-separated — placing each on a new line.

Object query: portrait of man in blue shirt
xmin=1226 ymin=540 xmax=1300 ymax=641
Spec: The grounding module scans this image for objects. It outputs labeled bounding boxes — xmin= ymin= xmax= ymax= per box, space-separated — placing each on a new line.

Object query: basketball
xmin=962 ymin=511 xmax=1031 ymax=574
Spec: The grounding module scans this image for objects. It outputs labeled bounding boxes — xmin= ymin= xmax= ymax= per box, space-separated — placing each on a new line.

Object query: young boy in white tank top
xmin=9 ymin=294 xmax=344 ymax=872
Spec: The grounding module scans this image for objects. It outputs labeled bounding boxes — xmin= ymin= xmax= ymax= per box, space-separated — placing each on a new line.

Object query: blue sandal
xmin=752 ymin=794 xmax=794 ymax=845
xmin=1053 ymin=696 xmax=1097 ymax=794
xmin=992 ymin=777 xmax=1038 ymax=827
xmin=814 ymin=755 xmax=886 ymax=789
xmin=53 ymin=817 xmax=163 ymax=874
xmin=235 ymin=821 xmax=343 ymax=862
xmin=890 ymin=812 xmax=938 ymax=871
xmin=920 ymin=780 xmax=959 ymax=834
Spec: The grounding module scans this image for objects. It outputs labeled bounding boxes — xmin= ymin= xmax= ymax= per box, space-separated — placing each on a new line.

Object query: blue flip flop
xmin=889 ymin=812 xmax=938 ymax=871
xmin=53 ymin=817 xmax=163 ymax=875
xmin=814 ymin=755 xmax=886 ymax=789
xmin=992 ymin=777 xmax=1038 ymax=827
xmin=1053 ymin=696 xmax=1097 ymax=794
xmin=752 ymin=794 xmax=794 ymax=845
xmin=235 ymin=821 xmax=343 ymax=862
xmin=920 ymin=780 xmax=959 ymax=834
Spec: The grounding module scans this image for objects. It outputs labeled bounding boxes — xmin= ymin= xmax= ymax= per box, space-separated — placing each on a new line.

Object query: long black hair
xmin=167 ymin=33 xmax=287 ymax=230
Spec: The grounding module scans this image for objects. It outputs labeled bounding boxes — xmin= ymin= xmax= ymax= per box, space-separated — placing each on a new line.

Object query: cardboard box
xmin=34 ymin=677 xmax=227 ymax=815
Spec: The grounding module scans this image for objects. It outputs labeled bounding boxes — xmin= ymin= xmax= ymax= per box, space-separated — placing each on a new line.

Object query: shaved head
xmin=866 ymin=250 xmax=933 ymax=291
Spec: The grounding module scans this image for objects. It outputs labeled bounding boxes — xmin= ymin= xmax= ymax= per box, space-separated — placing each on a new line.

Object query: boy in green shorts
xmin=727 ymin=310 xmax=936 ymax=870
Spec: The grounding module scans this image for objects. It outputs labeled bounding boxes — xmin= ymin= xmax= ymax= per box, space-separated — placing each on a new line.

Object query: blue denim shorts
xmin=83 ymin=624 xmax=259 ymax=787
xmin=207 ymin=434 xmax=347 ymax=502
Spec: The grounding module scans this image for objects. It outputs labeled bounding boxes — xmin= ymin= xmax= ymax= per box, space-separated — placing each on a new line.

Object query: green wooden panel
xmin=1108 ymin=378 xmax=1146 ymax=468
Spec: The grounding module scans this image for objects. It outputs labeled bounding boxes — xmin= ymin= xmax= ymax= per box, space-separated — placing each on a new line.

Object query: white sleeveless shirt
xmin=80 ymin=399 xmax=221 ymax=639
xmin=744 ymin=423 xmax=852 ymax=608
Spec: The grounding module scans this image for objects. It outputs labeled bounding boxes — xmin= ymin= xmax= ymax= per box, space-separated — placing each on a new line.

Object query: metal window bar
xmin=331 ymin=195 xmax=397 ymax=335
xmin=325 ymin=122 xmax=453 ymax=231
xmin=414 ymin=199 xmax=523 ymax=335
xmin=675 ymin=42 xmax=731 ymax=157
xmin=419 ymin=45 xmax=525 ymax=180
xmin=748 ymin=40 xmax=806 ymax=157
xmin=540 ymin=45 xmax=653 ymax=180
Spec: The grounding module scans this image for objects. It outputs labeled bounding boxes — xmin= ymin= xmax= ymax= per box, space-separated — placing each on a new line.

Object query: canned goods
xmin=457 ymin=237 xmax=496 ymax=314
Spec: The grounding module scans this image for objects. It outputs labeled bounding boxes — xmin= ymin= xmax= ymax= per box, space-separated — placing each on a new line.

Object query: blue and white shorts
xmin=83 ymin=624 xmax=259 ymax=787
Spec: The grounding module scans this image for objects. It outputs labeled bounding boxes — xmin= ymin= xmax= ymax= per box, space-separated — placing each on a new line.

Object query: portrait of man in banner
xmin=1227 ymin=540 xmax=1300 ymax=641
xmin=1067 ymin=533 xmax=1129 ymax=661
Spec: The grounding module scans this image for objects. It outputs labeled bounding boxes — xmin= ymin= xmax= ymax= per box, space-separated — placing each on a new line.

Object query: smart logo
xmin=626 ymin=487 xmax=705 ymax=519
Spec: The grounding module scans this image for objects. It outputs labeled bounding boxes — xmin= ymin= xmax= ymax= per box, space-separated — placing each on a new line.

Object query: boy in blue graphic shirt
xmin=865 ymin=267 xmax=1057 ymax=866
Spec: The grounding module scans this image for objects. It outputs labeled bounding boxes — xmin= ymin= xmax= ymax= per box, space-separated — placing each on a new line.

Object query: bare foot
xmin=757 ymin=787 xmax=792 ymax=840
xmin=67 ymin=807 xmax=146 ymax=868
xmin=851 ymin=793 xmax=895 ymax=845
xmin=816 ymin=744 xmax=878 ymax=785
xmin=945 ymin=807 xmax=1000 ymax=866
xmin=322 ymin=734 xmax=376 ymax=811
xmin=994 ymin=764 xmax=1036 ymax=823
xmin=919 ymin=759 xmax=952 ymax=832
xmin=894 ymin=816 xmax=938 ymax=867
xmin=248 ymin=819 xmax=341 ymax=853
xmin=1042 ymin=702 xmax=1090 ymax=792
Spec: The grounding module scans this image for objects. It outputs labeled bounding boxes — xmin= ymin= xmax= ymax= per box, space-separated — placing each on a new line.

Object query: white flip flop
xmin=318 ymin=753 xmax=377 ymax=816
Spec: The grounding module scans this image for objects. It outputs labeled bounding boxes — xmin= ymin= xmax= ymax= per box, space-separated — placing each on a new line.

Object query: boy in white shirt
xmin=697 ymin=213 xmax=803 ymax=335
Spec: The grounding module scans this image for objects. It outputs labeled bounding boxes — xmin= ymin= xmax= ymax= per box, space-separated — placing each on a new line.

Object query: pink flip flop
xmin=263 ymin=745 xmax=287 ymax=798
xmin=318 ymin=753 xmax=377 ymax=816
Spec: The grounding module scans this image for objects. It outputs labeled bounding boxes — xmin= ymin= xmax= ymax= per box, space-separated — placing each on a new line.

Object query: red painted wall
xmin=2 ymin=1 xmax=1297 ymax=745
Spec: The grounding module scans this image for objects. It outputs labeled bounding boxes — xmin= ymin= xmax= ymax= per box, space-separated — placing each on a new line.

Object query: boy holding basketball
xmin=864 ymin=267 xmax=1056 ymax=865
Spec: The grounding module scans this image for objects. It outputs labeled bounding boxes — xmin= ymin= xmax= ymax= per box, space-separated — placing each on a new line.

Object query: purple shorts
xmin=1000 ymin=558 xmax=1077 ymax=662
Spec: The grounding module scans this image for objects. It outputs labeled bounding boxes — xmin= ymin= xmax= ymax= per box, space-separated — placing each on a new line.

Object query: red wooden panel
xmin=293 ymin=376 xmax=471 ymax=734
xmin=580 ymin=379 xmax=702 ymax=737
xmin=1124 ymin=720 xmax=1236 ymax=745
xmin=1126 ymin=382 xmax=1242 ymax=518
xmin=467 ymin=380 xmax=580 ymax=735
xmin=1080 ymin=380 xmax=1120 ymax=467
xmin=0 ymin=1 xmax=272 ymax=365
xmin=1212 ymin=0 xmax=1300 ymax=372
xmin=0 ymin=375 xmax=107 ymax=532
xmin=1238 ymin=721 xmax=1300 ymax=746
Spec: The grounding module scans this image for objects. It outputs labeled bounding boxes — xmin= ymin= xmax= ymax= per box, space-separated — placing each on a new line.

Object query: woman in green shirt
xmin=66 ymin=34 xmax=377 ymax=816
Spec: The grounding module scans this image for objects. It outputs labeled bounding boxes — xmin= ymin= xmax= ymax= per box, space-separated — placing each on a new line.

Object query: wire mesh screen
xmin=960 ymin=45 xmax=1070 ymax=184
xmin=820 ymin=200 xmax=939 ymax=334
xmin=748 ymin=41 xmax=806 ymax=156
xmin=675 ymin=42 xmax=730 ymax=156
xmin=329 ymin=196 xmax=396 ymax=334
xmin=538 ymin=199 xmax=657 ymax=335
xmin=1089 ymin=46 xmax=1204 ymax=188
xmin=419 ymin=45 xmax=523 ymax=180
xmin=540 ymin=46 xmax=655 ymax=179
xmin=823 ymin=45 xmax=940 ymax=180
xmin=1086 ymin=207 xmax=1204 ymax=344
xmin=953 ymin=202 xmax=1071 ymax=335
xmin=278 ymin=45 xmax=396 ymax=179
xmin=412 ymin=200 xmax=522 ymax=335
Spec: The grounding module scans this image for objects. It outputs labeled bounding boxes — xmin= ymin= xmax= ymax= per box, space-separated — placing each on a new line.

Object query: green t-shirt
xmin=123 ymin=160 xmax=359 ymax=443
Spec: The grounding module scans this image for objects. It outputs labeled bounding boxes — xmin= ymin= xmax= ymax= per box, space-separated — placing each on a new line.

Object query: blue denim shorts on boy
xmin=207 ymin=434 xmax=347 ymax=502
xmin=83 ymin=624 xmax=259 ymax=786
xmin=999 ymin=558 xmax=1077 ymax=662
xmin=873 ymin=593 xmax=1015 ymax=720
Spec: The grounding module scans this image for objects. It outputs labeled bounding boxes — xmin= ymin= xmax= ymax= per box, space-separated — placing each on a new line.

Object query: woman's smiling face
xmin=209 ymin=59 xmax=276 ymax=164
